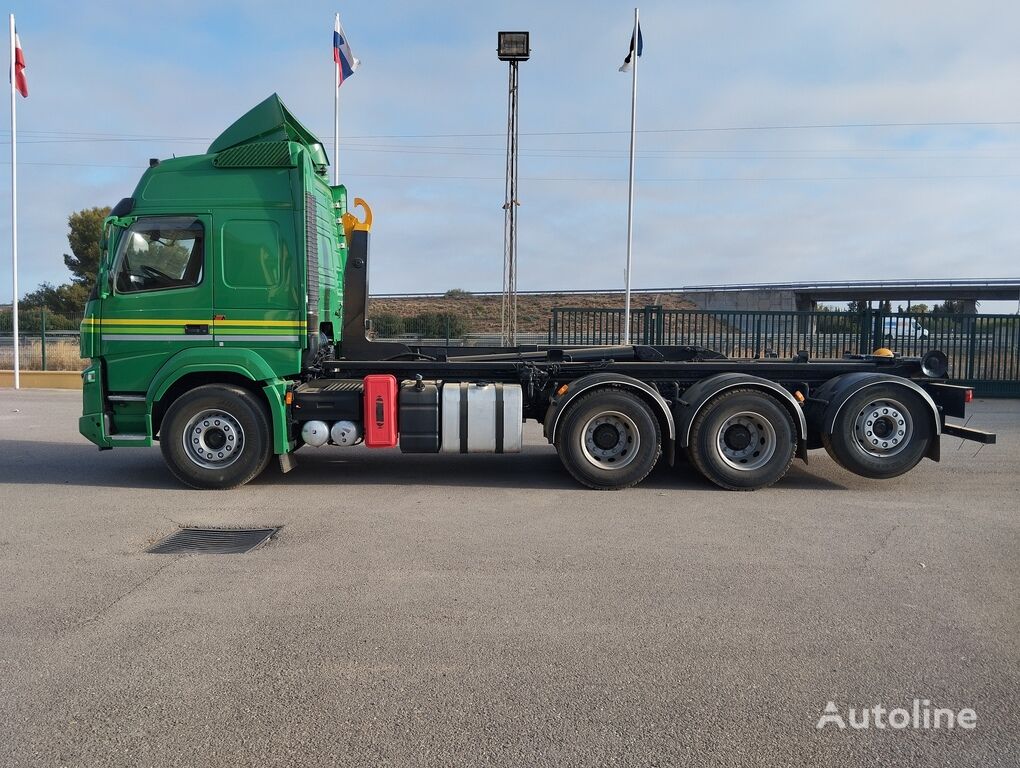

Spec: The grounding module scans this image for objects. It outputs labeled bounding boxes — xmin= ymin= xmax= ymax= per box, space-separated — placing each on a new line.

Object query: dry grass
xmin=2 ymin=339 xmax=85 ymax=371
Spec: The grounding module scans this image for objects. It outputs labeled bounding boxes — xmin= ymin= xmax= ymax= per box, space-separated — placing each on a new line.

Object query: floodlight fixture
xmin=497 ymin=31 xmax=530 ymax=62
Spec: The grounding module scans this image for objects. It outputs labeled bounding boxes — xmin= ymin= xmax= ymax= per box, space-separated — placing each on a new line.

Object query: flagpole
xmin=623 ymin=7 xmax=638 ymax=346
xmin=333 ymin=13 xmax=340 ymax=185
xmin=9 ymin=14 xmax=19 ymax=389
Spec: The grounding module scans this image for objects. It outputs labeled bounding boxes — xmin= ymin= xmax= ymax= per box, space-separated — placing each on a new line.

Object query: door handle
xmin=184 ymin=324 xmax=209 ymax=335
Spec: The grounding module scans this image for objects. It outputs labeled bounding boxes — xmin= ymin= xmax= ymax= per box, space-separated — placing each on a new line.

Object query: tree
xmin=21 ymin=281 xmax=91 ymax=316
xmin=19 ymin=206 xmax=109 ymax=316
xmin=847 ymin=300 xmax=870 ymax=314
xmin=932 ymin=300 xmax=976 ymax=315
xmin=908 ymin=303 xmax=930 ymax=315
xmin=63 ymin=206 xmax=111 ymax=285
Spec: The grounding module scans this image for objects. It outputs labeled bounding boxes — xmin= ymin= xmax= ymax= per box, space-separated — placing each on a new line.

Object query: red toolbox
xmin=363 ymin=374 xmax=399 ymax=447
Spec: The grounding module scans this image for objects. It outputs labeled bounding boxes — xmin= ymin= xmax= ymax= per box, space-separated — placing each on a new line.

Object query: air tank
xmin=300 ymin=420 xmax=330 ymax=447
xmin=330 ymin=420 xmax=362 ymax=446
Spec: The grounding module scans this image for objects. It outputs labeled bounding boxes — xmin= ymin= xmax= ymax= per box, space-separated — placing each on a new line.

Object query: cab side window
xmin=113 ymin=217 xmax=204 ymax=294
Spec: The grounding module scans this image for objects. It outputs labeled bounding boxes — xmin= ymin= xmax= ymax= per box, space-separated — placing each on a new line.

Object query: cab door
xmin=100 ymin=215 xmax=212 ymax=393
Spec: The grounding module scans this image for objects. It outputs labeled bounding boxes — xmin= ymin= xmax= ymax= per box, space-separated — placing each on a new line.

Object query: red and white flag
xmin=13 ymin=28 xmax=27 ymax=97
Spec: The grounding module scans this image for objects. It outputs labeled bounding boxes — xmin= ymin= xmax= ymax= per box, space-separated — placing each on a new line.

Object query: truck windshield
xmin=112 ymin=217 xmax=204 ymax=293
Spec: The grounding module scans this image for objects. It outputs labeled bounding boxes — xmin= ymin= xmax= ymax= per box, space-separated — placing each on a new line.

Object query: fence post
xmin=40 ymin=307 xmax=47 ymax=371
xmin=872 ymin=309 xmax=885 ymax=352
xmin=965 ymin=314 xmax=978 ymax=381
xmin=753 ymin=315 xmax=762 ymax=358
xmin=857 ymin=308 xmax=872 ymax=354
xmin=551 ymin=310 xmax=558 ymax=345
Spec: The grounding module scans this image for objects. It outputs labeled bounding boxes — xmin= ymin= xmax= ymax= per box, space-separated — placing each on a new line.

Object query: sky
xmin=2 ymin=0 xmax=1019 ymax=309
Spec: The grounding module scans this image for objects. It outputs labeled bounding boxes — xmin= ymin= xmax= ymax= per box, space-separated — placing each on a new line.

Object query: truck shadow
xmin=0 ymin=439 xmax=848 ymax=493
xmin=258 ymin=446 xmax=849 ymax=492
xmin=0 ymin=439 xmax=179 ymax=490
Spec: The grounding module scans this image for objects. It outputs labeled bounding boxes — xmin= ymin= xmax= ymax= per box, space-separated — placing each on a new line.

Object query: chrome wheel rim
xmin=853 ymin=399 xmax=912 ymax=458
xmin=716 ymin=411 xmax=777 ymax=471
xmin=579 ymin=410 xmax=640 ymax=470
xmin=183 ymin=409 xmax=244 ymax=469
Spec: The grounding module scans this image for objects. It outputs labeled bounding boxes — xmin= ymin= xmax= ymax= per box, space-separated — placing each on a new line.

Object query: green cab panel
xmin=80 ymin=299 xmax=100 ymax=359
xmin=213 ymin=210 xmax=303 ymax=364
xmin=147 ymin=347 xmax=281 ymax=403
xmin=79 ymin=362 xmax=111 ymax=448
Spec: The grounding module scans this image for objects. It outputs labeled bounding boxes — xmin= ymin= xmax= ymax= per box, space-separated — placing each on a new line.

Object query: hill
xmin=367 ymin=291 xmax=698 ymax=333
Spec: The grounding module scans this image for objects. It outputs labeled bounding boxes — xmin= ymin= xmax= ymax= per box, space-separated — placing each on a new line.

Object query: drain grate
xmin=147 ymin=526 xmax=280 ymax=555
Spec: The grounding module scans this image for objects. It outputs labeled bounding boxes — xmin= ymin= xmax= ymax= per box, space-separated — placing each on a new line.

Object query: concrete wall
xmin=682 ymin=289 xmax=800 ymax=312
xmin=1 ymin=371 xmax=82 ymax=389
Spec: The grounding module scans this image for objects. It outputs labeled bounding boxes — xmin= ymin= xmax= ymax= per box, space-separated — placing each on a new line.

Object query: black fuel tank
xmin=399 ymin=379 xmax=440 ymax=453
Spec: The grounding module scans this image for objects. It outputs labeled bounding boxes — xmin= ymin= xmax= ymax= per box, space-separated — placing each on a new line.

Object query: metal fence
xmin=5 ymin=305 xmax=1018 ymax=397
xmin=550 ymin=306 xmax=1020 ymax=397
xmin=0 ymin=309 xmax=84 ymax=371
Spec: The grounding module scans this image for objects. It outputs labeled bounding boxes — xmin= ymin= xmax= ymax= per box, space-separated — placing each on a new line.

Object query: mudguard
xmin=675 ymin=373 xmax=809 ymax=461
xmin=544 ymin=372 xmax=676 ymax=462
xmin=806 ymin=372 xmax=942 ymax=461
xmin=146 ymin=347 xmax=290 ymax=454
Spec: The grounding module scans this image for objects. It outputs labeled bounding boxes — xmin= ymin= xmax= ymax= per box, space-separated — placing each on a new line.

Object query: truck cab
xmin=80 ymin=94 xmax=345 ymax=451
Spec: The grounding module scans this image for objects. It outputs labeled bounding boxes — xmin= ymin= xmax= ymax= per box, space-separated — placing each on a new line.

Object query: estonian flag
xmin=619 ymin=22 xmax=643 ymax=72
xmin=13 ymin=28 xmax=28 ymax=97
xmin=333 ymin=14 xmax=360 ymax=87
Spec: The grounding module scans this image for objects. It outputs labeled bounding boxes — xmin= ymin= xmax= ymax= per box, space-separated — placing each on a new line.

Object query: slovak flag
xmin=333 ymin=14 xmax=359 ymax=87
xmin=13 ymin=28 xmax=28 ymax=97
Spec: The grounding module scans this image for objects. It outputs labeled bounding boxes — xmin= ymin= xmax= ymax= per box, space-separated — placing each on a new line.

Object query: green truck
xmin=79 ymin=94 xmax=994 ymax=490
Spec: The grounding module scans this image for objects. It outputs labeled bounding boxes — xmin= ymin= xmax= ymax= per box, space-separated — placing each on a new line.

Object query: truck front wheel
xmin=159 ymin=384 xmax=273 ymax=490
xmin=688 ymin=388 xmax=796 ymax=491
xmin=555 ymin=389 xmax=662 ymax=490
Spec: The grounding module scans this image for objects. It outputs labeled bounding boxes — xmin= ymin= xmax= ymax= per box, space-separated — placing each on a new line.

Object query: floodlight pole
xmin=501 ymin=59 xmax=521 ymax=346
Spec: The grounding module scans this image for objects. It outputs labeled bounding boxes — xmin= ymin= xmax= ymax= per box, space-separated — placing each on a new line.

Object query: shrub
xmin=369 ymin=312 xmax=404 ymax=337
xmin=406 ymin=312 xmax=471 ymax=338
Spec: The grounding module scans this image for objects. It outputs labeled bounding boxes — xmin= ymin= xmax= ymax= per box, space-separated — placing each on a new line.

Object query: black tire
xmin=688 ymin=388 xmax=796 ymax=491
xmin=822 ymin=384 xmax=932 ymax=479
xmin=159 ymin=384 xmax=273 ymax=489
xmin=555 ymin=389 xmax=662 ymax=490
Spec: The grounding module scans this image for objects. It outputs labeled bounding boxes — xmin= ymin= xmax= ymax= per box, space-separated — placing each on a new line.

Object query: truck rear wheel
xmin=822 ymin=385 xmax=932 ymax=479
xmin=555 ymin=389 xmax=662 ymax=490
xmin=159 ymin=384 xmax=273 ymax=490
xmin=688 ymin=388 xmax=796 ymax=491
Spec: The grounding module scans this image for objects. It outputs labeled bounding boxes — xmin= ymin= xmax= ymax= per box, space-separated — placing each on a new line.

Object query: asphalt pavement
xmin=0 ymin=389 xmax=1017 ymax=767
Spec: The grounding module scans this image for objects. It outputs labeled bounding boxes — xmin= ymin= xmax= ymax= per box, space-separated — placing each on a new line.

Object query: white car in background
xmin=881 ymin=316 xmax=930 ymax=339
